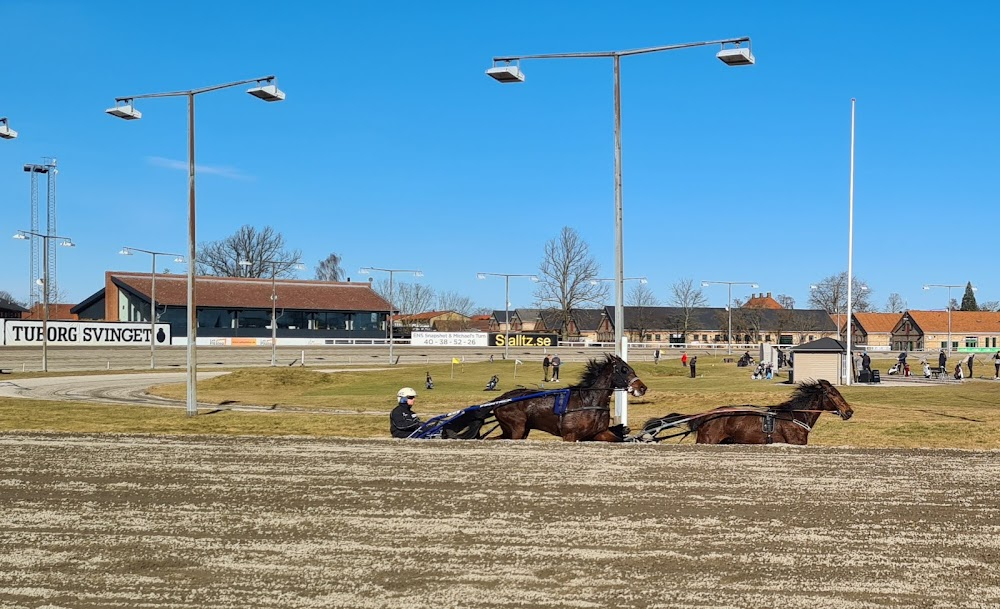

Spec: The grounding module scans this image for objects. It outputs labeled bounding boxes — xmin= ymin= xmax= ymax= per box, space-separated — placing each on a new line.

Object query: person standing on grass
xmin=542 ymin=355 xmax=551 ymax=382
xmin=551 ymin=354 xmax=561 ymax=381
xmin=681 ymin=351 xmax=688 ymax=367
xmin=993 ymin=351 xmax=1000 ymax=379
xmin=939 ymin=350 xmax=947 ymax=376
xmin=653 ymin=348 xmax=661 ymax=365
xmin=967 ymin=353 xmax=975 ymax=379
xmin=689 ymin=355 xmax=698 ymax=379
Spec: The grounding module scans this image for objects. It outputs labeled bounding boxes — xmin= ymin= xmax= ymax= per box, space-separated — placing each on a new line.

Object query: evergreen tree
xmin=960 ymin=282 xmax=979 ymax=311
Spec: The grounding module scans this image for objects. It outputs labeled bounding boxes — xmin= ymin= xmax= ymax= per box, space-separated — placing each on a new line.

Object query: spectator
xmin=939 ymin=350 xmax=947 ymax=377
xmin=993 ymin=351 xmax=1000 ymax=380
xmin=542 ymin=355 xmax=551 ymax=382
xmin=967 ymin=353 xmax=975 ymax=379
xmin=681 ymin=351 xmax=688 ymax=367
xmin=861 ymin=352 xmax=872 ymax=374
xmin=689 ymin=355 xmax=698 ymax=379
xmin=653 ymin=348 xmax=661 ymax=365
xmin=551 ymin=354 xmax=561 ymax=381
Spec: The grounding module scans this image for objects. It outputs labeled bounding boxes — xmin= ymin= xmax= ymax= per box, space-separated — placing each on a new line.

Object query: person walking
xmin=550 ymin=354 xmax=561 ymax=381
xmin=542 ymin=355 xmax=551 ymax=382
xmin=653 ymin=348 xmax=661 ymax=365
xmin=681 ymin=351 xmax=688 ymax=367
xmin=993 ymin=351 xmax=1000 ymax=379
xmin=939 ymin=350 xmax=947 ymax=377
xmin=689 ymin=355 xmax=698 ymax=379
xmin=389 ymin=387 xmax=421 ymax=438
xmin=967 ymin=353 xmax=975 ymax=379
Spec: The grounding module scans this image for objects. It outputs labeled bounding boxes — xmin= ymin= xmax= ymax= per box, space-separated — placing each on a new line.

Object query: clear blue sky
xmin=2 ymin=1 xmax=998 ymax=313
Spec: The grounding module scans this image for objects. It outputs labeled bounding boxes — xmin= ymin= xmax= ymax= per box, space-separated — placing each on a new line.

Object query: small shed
xmin=791 ymin=338 xmax=845 ymax=385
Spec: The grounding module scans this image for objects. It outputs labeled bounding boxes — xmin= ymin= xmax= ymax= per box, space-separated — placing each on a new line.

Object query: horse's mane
xmin=775 ymin=379 xmax=826 ymax=411
xmin=574 ymin=354 xmax=618 ymax=389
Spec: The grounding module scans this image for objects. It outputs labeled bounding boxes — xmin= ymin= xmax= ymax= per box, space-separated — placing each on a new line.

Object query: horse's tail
xmin=642 ymin=413 xmax=691 ymax=433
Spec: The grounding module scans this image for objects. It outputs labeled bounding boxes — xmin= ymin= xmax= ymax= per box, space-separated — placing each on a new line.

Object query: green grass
xmin=2 ymin=354 xmax=999 ymax=447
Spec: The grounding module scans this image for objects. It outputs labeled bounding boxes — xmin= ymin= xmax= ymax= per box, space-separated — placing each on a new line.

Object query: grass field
xmin=2 ymin=354 xmax=998 ymax=448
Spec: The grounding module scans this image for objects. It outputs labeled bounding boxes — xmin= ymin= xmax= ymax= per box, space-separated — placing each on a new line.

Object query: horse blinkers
xmin=615 ymin=360 xmax=647 ymax=397
xmin=820 ymin=381 xmax=853 ymax=420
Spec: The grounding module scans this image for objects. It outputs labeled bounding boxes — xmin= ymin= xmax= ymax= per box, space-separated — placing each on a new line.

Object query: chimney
xmin=767 ymin=292 xmax=772 ymax=298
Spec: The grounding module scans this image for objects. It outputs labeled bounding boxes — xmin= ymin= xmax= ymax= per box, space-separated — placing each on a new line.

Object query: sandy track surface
xmin=1 ymin=434 xmax=997 ymax=609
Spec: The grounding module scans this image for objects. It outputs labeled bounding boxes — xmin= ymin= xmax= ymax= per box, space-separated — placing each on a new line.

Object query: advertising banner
xmin=488 ymin=333 xmax=558 ymax=347
xmin=410 ymin=332 xmax=489 ymax=347
xmin=1 ymin=319 xmax=172 ymax=346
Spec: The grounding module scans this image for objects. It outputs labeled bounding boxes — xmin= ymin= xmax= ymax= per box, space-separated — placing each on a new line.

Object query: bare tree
xmin=884 ymin=293 xmax=907 ymax=313
xmin=0 ymin=290 xmax=27 ymax=307
xmin=979 ymin=300 xmax=1000 ymax=312
xmin=774 ymin=294 xmax=795 ymax=309
xmin=534 ymin=227 xmax=606 ymax=338
xmin=626 ymin=282 xmax=660 ymax=342
xmin=808 ymin=272 xmax=873 ymax=314
xmin=437 ymin=291 xmax=477 ymax=316
xmin=198 ymin=225 xmax=301 ymax=277
xmin=371 ymin=279 xmax=435 ymax=318
xmin=315 ymin=253 xmax=345 ymax=282
xmin=668 ymin=278 xmax=708 ymax=340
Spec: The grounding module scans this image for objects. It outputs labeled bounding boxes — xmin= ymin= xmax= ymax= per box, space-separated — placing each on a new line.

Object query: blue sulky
xmin=407 ymin=389 xmax=571 ymax=440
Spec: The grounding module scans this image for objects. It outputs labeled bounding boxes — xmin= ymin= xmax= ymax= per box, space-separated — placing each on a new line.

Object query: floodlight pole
xmin=846 ymin=98 xmax=856 ymax=385
xmin=923 ymin=283 xmax=973 ymax=355
xmin=490 ymin=36 xmax=753 ymax=423
xmin=14 ymin=230 xmax=74 ymax=372
xmin=108 ymin=76 xmax=283 ymax=416
xmin=362 ymin=267 xmax=422 ymax=365
xmin=120 ymin=247 xmax=184 ymax=369
xmin=702 ymin=280 xmax=757 ymax=354
xmin=477 ymin=272 xmax=538 ymax=360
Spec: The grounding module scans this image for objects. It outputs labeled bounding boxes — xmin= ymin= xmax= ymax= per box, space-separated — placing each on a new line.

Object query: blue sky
xmin=2 ymin=1 xmax=998 ymax=313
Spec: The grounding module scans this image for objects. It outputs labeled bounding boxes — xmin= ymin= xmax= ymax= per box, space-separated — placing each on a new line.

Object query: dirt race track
xmin=1 ymin=434 xmax=998 ymax=609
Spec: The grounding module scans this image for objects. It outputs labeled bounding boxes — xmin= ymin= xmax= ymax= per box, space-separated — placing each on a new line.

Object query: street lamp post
xmin=107 ymin=76 xmax=285 ymax=416
xmin=360 ymin=267 xmax=423 ymax=365
xmin=0 ymin=117 xmax=17 ymax=140
xmin=590 ymin=276 xmax=647 ymax=426
xmin=240 ymin=258 xmax=304 ymax=366
xmin=487 ymin=37 xmax=754 ymax=368
xmin=701 ymin=281 xmax=758 ymax=354
xmin=13 ymin=230 xmax=75 ymax=371
xmin=119 ymin=247 xmax=184 ymax=369
xmin=923 ymin=284 xmax=975 ymax=354
xmin=477 ymin=272 xmax=540 ymax=360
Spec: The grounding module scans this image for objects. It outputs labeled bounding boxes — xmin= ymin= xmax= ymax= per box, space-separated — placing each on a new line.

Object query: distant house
xmin=71 ymin=271 xmax=392 ymax=339
xmin=850 ymin=312 xmax=901 ymax=351
xmin=0 ymin=296 xmax=28 ymax=319
xmin=467 ymin=314 xmax=492 ymax=332
xmin=595 ymin=306 xmax=837 ymax=346
xmin=394 ymin=311 xmax=471 ymax=333
xmin=889 ymin=310 xmax=1000 ymax=352
xmin=22 ymin=303 xmax=78 ymax=321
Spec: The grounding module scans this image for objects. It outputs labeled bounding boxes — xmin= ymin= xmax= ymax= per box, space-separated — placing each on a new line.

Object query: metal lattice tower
xmin=23 ymin=158 xmax=58 ymax=309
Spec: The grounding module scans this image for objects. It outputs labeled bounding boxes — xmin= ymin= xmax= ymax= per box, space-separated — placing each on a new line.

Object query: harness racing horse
xmin=643 ymin=379 xmax=853 ymax=445
xmin=493 ymin=354 xmax=647 ymax=442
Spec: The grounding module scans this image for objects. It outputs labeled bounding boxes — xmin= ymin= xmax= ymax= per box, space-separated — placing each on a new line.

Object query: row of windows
xmin=156 ymin=308 xmax=385 ymax=332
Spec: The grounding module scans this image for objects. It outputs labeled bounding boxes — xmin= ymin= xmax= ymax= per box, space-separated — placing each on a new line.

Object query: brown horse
xmin=643 ymin=379 xmax=853 ymax=445
xmin=493 ymin=354 xmax=647 ymax=442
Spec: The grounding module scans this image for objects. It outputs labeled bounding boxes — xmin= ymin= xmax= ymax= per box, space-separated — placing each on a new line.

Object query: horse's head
xmin=609 ymin=355 xmax=647 ymax=397
xmin=810 ymin=379 xmax=853 ymax=420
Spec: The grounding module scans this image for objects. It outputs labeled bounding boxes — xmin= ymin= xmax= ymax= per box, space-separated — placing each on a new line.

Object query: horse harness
xmin=762 ymin=410 xmax=812 ymax=444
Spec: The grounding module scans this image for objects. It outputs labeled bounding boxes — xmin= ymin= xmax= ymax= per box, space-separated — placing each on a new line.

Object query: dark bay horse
xmin=643 ymin=379 xmax=853 ymax=445
xmin=493 ymin=354 xmax=647 ymax=442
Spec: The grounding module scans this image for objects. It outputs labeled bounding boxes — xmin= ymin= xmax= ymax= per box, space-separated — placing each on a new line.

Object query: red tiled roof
xmin=907 ymin=310 xmax=1000 ymax=333
xmin=743 ymin=294 xmax=783 ymax=309
xmin=110 ymin=272 xmax=391 ymax=311
xmin=853 ymin=312 xmax=901 ymax=334
xmin=23 ymin=304 xmax=78 ymax=320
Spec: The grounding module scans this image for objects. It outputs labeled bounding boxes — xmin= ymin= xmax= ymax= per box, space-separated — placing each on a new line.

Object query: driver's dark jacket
xmin=390 ymin=402 xmax=422 ymax=438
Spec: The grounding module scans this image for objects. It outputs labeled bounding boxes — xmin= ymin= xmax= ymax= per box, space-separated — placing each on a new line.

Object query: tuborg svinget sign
xmin=0 ymin=320 xmax=172 ymax=346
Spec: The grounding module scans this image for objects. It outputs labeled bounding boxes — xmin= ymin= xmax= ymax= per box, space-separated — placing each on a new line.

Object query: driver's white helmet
xmin=397 ymin=387 xmax=417 ymax=399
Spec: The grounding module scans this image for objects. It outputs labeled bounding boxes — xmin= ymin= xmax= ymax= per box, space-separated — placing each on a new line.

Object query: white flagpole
xmin=846 ymin=98 xmax=856 ymax=386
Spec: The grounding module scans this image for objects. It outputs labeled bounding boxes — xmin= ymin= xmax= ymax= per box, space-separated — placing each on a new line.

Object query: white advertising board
xmin=1 ymin=319 xmax=172 ymax=346
xmin=410 ymin=331 xmax=488 ymax=347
